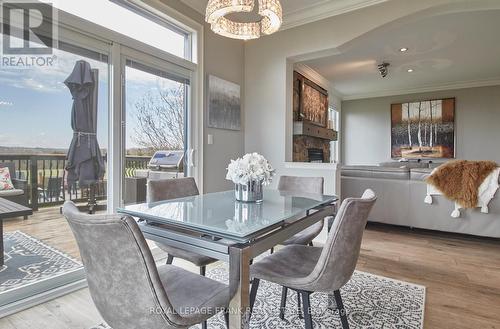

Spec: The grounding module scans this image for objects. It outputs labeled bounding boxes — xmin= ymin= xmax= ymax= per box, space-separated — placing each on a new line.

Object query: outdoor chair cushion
xmin=0 ymin=167 xmax=15 ymax=191
xmin=0 ymin=189 xmax=24 ymax=197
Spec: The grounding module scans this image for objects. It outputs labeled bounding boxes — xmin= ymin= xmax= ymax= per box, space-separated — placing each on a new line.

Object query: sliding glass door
xmin=0 ymin=0 xmax=201 ymax=314
xmin=121 ymin=50 xmax=192 ymax=205
xmin=0 ymin=30 xmax=110 ymax=310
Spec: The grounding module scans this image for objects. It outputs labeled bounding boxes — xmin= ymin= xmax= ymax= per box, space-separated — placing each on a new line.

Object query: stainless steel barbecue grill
xmin=148 ymin=150 xmax=184 ymax=173
xmin=124 ymin=151 xmax=185 ymax=205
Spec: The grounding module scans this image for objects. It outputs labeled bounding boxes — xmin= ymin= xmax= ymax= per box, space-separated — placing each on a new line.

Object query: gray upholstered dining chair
xmin=148 ymin=177 xmax=217 ymax=276
xmin=272 ymin=176 xmax=328 ymax=317
xmin=62 ymin=201 xmax=229 ymax=329
xmin=249 ymin=189 xmax=376 ymax=329
xmin=278 ymin=175 xmax=325 ymax=247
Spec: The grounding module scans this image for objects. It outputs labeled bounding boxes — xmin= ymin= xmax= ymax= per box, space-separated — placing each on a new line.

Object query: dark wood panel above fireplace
xmin=292 ymin=71 xmax=337 ymax=163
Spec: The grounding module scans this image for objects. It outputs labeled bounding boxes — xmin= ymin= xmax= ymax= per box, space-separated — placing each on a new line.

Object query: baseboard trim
xmin=0 ymin=279 xmax=88 ymax=318
xmin=366 ymin=221 xmax=500 ymax=241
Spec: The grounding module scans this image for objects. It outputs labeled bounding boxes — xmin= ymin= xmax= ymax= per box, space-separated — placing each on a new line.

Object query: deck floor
xmin=3 ymin=206 xmax=84 ymax=260
xmin=1 ymin=209 xmax=500 ymax=328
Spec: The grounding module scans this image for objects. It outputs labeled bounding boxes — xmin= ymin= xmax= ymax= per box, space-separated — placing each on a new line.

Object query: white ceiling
xmin=180 ymin=0 xmax=387 ymax=29
xmin=301 ymin=9 xmax=500 ymax=99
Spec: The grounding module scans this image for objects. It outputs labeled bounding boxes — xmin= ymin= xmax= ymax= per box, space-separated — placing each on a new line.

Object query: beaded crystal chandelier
xmin=206 ymin=0 xmax=282 ymax=40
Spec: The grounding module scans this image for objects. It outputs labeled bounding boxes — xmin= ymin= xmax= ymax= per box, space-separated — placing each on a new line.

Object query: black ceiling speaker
xmin=378 ymin=62 xmax=390 ymax=78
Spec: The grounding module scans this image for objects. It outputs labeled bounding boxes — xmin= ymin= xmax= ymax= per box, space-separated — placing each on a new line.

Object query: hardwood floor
xmin=358 ymin=224 xmax=500 ymax=329
xmin=1 ymin=213 xmax=500 ymax=328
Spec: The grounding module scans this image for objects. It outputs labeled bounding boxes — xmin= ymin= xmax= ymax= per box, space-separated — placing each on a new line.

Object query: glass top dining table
xmin=118 ymin=189 xmax=337 ymax=243
xmin=117 ymin=188 xmax=338 ymax=329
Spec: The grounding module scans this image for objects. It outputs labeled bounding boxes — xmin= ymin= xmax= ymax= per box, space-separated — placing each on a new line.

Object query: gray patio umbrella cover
xmin=65 ymin=60 xmax=105 ymax=187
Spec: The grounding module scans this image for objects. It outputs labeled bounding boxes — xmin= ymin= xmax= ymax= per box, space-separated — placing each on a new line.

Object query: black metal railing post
xmin=30 ymin=156 xmax=39 ymax=211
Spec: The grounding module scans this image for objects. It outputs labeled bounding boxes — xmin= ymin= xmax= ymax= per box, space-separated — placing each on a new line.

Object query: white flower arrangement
xmin=226 ymin=153 xmax=275 ymax=185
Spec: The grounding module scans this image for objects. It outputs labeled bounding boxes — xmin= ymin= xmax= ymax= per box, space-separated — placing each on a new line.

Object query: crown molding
xmin=282 ymin=0 xmax=388 ymax=30
xmin=342 ymin=78 xmax=500 ymax=101
xmin=180 ymin=0 xmax=388 ymax=31
xmin=294 ymin=63 xmax=331 ymax=90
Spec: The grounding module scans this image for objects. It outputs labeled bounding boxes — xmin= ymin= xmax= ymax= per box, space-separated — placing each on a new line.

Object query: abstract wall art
xmin=391 ymin=98 xmax=455 ymax=159
xmin=208 ymin=75 xmax=241 ymax=131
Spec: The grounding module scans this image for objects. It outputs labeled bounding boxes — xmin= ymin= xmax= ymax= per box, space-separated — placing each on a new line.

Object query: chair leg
xmin=166 ymin=255 xmax=174 ymax=265
xmin=301 ymin=291 xmax=313 ymax=329
xmin=270 ymin=247 xmax=274 ymax=254
xmin=201 ymin=320 xmax=207 ymax=329
xmin=249 ymin=278 xmax=260 ymax=320
xmin=279 ymin=286 xmax=288 ymax=320
xmin=297 ymin=291 xmax=303 ymax=319
xmin=200 ymin=266 xmax=206 ymax=276
xmin=224 ymin=308 xmax=230 ymax=328
xmin=334 ymin=290 xmax=349 ymax=329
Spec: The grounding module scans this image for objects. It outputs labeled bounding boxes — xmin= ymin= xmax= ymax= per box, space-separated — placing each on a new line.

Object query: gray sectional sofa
xmin=341 ymin=162 xmax=500 ymax=238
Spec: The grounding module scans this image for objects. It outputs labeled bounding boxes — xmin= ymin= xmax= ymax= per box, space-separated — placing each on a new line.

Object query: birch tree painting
xmin=391 ymin=98 xmax=455 ymax=158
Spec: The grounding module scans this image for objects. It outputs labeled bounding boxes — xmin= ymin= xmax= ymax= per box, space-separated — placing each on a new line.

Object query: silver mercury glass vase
xmin=235 ymin=180 xmax=264 ymax=203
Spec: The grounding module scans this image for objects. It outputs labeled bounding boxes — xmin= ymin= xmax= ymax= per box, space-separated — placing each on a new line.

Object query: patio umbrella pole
xmin=88 ymin=183 xmax=96 ymax=214
xmin=64 ymin=61 xmax=106 ymax=214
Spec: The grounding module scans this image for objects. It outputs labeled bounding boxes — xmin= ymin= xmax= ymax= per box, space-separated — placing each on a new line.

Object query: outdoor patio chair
xmin=0 ymin=162 xmax=29 ymax=211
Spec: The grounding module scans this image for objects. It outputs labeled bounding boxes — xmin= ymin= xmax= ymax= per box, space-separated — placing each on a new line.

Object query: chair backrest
xmin=62 ymin=202 xmax=183 ymax=329
xmin=307 ymin=189 xmax=376 ymax=292
xmin=47 ymin=177 xmax=63 ymax=198
xmin=147 ymin=177 xmax=199 ymax=203
xmin=0 ymin=162 xmax=16 ymax=179
xmin=278 ymin=175 xmax=324 ymax=194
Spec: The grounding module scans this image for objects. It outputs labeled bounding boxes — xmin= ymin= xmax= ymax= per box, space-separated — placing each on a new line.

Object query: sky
xmin=0 ymin=0 xmax=187 ymax=152
xmin=0 ymin=52 xmax=184 ymax=151
xmin=0 ymin=49 xmax=110 ymax=149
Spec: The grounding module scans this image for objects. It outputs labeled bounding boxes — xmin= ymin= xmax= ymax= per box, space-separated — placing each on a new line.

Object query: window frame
xmin=55 ymin=0 xmax=205 ymax=208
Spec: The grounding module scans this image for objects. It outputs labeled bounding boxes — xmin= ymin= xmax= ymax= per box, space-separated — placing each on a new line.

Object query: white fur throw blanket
xmin=425 ymin=168 xmax=500 ymax=218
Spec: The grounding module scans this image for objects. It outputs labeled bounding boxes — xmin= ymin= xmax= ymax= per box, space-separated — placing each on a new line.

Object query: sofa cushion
xmin=0 ymin=189 xmax=24 ymax=197
xmin=0 ymin=167 xmax=15 ymax=191
xmin=341 ymin=165 xmax=410 ymax=180
xmin=410 ymin=168 xmax=433 ymax=181
xmin=379 ymin=161 xmax=430 ymax=169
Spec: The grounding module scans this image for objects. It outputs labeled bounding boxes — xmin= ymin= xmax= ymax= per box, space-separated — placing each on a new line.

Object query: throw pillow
xmin=0 ymin=167 xmax=15 ymax=191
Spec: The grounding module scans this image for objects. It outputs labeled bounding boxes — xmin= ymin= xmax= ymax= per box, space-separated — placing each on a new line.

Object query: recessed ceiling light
xmin=407 ymin=68 xmax=414 ymax=73
xmin=400 ymin=47 xmax=408 ymax=52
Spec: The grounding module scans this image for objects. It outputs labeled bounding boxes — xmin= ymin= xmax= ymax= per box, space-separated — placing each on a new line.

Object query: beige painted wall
xmin=341 ymin=85 xmax=500 ymax=165
xmin=160 ymin=1 xmax=245 ymax=192
xmin=243 ymin=0 xmax=458 ymax=194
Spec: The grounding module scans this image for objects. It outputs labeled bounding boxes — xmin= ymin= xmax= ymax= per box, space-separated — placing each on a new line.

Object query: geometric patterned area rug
xmin=0 ymin=231 xmax=82 ymax=293
xmin=92 ymin=263 xmax=425 ymax=329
